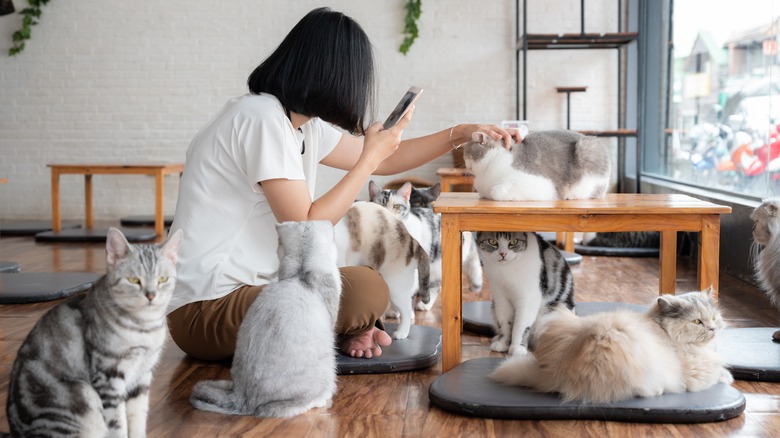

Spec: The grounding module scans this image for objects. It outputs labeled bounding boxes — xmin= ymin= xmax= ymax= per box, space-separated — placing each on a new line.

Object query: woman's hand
xmin=359 ymin=106 xmax=414 ymax=171
xmin=453 ymin=123 xmax=522 ymax=150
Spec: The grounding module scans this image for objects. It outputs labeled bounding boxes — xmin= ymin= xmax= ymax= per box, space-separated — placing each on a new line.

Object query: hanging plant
xmin=399 ymin=0 xmax=421 ymax=55
xmin=8 ymin=0 xmax=51 ymax=56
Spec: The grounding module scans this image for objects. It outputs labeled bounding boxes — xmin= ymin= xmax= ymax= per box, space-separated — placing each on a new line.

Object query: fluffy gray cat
xmin=463 ymin=130 xmax=611 ymax=201
xmin=5 ymin=227 xmax=182 ymax=438
xmin=476 ymin=231 xmax=574 ymax=356
xmin=751 ymin=198 xmax=780 ymax=340
xmin=490 ymin=290 xmax=733 ymax=403
xmin=190 ymin=220 xmax=342 ymax=418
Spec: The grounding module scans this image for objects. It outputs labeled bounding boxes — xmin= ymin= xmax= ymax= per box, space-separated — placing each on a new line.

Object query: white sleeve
xmin=315 ymin=120 xmax=343 ymax=162
xmin=237 ymin=113 xmax=305 ymax=193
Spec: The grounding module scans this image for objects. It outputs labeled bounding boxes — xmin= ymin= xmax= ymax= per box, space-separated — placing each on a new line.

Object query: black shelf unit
xmin=515 ymin=0 xmax=638 ymax=191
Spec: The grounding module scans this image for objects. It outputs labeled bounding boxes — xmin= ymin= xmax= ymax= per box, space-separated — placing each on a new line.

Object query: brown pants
xmin=168 ymin=266 xmax=389 ymax=361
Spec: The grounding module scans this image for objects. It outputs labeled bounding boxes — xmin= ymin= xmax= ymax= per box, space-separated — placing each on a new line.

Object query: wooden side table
xmin=48 ymin=163 xmax=184 ymax=237
xmin=433 ymin=192 xmax=731 ymax=372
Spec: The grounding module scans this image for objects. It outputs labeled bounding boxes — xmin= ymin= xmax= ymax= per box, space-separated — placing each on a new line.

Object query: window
xmin=648 ymin=0 xmax=780 ymax=199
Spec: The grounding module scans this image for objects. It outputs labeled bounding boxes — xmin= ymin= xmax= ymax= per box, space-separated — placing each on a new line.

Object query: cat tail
xmin=413 ymin=240 xmax=431 ymax=304
xmin=190 ymin=380 xmax=247 ymax=416
xmin=488 ymin=355 xmax=544 ymax=388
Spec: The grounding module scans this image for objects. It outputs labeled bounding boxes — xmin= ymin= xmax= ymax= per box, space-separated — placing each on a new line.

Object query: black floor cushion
xmin=0 ymin=272 xmax=101 ymax=304
xmin=718 ymin=327 xmax=780 ymax=382
xmin=462 ymin=300 xmax=648 ymax=336
xmin=35 ymin=227 xmax=157 ymax=243
xmin=574 ymin=244 xmax=660 ymax=257
xmin=429 ymin=357 xmax=745 ymax=422
xmin=119 ymin=215 xmax=174 ymax=227
xmin=337 ymin=323 xmax=440 ymax=375
xmin=0 ymin=261 xmax=21 ymax=273
xmin=0 ymin=220 xmax=81 ymax=237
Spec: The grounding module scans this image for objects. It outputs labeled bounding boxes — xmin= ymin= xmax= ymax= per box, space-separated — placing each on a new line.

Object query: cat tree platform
xmin=0 ymin=272 xmax=101 ymax=304
xmin=336 ymin=323 xmax=440 ymax=375
xmin=428 ymin=357 xmax=745 ymax=422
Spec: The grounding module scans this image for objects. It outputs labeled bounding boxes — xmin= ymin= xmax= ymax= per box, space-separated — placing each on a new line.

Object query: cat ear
xmin=161 ymin=229 xmax=184 ymax=265
xmin=368 ymin=180 xmax=381 ymax=199
xmin=656 ymin=295 xmax=675 ymax=312
xmin=106 ymin=227 xmax=131 ymax=267
xmin=429 ymin=183 xmax=441 ymax=199
xmin=472 ymin=132 xmax=489 ymax=144
xmin=398 ymin=182 xmax=412 ymax=200
xmin=766 ymin=201 xmax=779 ymax=217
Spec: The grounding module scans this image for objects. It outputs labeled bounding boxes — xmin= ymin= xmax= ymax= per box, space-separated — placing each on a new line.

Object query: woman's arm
xmin=262 ymin=112 xmax=412 ymax=225
xmin=321 ymin=122 xmax=520 ymax=176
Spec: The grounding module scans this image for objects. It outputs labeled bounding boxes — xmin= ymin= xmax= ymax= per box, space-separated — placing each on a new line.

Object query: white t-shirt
xmin=167 ymin=93 xmax=342 ymax=313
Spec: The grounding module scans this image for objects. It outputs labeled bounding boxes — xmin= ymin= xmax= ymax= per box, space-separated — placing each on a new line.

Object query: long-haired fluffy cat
xmin=462 ymin=130 xmax=611 ymax=201
xmin=477 ymin=231 xmax=574 ymax=356
xmin=751 ymin=198 xmax=780 ymax=340
xmin=489 ymin=290 xmax=733 ymax=404
xmin=190 ymin=221 xmax=342 ymax=418
xmin=5 ymin=227 xmax=182 ymax=437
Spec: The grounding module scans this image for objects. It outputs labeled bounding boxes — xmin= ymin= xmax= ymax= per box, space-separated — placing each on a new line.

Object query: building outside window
xmin=650 ymin=0 xmax=780 ymax=199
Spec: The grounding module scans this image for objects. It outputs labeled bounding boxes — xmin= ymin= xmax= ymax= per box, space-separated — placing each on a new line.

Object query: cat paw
xmin=508 ymin=344 xmax=528 ymax=356
xmin=720 ymin=369 xmax=734 ymax=385
xmin=393 ymin=329 xmax=410 ymax=340
xmin=469 ymin=281 xmax=483 ymax=293
xmin=489 ymin=185 xmax=512 ymax=201
xmin=415 ymin=300 xmax=434 ymax=311
xmin=384 ymin=309 xmax=400 ymax=320
xmin=490 ymin=339 xmax=509 ymax=353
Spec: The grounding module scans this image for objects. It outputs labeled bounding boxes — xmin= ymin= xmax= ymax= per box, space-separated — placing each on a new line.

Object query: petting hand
xmin=454 ymin=123 xmax=522 ymax=150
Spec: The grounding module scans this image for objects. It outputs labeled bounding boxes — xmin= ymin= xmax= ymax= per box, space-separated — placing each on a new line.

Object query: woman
xmin=167 ymin=7 xmax=518 ymax=361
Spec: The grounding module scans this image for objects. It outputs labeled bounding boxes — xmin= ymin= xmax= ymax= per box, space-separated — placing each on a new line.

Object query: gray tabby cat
xmin=490 ymin=290 xmax=733 ymax=403
xmin=463 ymin=130 xmax=611 ymax=201
xmin=369 ymin=180 xmax=483 ymax=302
xmin=190 ymin=221 xmax=341 ymax=417
xmin=584 ymin=231 xmax=660 ymax=248
xmin=476 ymin=231 xmax=574 ymax=356
xmin=334 ymin=202 xmax=431 ymax=340
xmin=4 ymin=227 xmax=182 ymax=438
xmin=751 ymin=198 xmax=780 ymax=340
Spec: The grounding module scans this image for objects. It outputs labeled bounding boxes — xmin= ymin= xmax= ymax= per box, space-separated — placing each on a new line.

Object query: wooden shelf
xmin=518 ymin=32 xmax=637 ymax=50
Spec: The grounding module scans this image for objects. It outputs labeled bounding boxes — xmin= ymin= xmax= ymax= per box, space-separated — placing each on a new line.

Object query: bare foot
xmin=338 ymin=327 xmax=392 ymax=359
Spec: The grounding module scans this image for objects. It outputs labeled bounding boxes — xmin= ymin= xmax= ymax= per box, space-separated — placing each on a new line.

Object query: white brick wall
xmin=0 ymin=0 xmax=618 ymax=221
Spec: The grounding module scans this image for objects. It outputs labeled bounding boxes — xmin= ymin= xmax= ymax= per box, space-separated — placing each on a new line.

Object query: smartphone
xmin=382 ymin=86 xmax=423 ymax=129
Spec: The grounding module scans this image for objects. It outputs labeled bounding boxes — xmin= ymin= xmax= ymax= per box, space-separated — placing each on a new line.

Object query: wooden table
xmin=48 ymin=163 xmax=184 ymax=237
xmin=433 ymin=192 xmax=731 ymax=372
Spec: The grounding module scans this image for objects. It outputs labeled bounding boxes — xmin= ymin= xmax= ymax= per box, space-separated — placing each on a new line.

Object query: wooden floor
xmin=2 ymin=232 xmax=780 ymax=437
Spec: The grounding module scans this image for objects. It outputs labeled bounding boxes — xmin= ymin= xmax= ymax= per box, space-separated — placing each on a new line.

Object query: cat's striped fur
xmin=190 ymin=221 xmax=341 ymax=418
xmin=369 ymin=181 xmax=483 ymax=310
xmin=476 ymin=231 xmax=574 ymax=356
xmin=335 ymin=201 xmax=431 ymax=340
xmin=4 ymin=227 xmax=182 ymax=438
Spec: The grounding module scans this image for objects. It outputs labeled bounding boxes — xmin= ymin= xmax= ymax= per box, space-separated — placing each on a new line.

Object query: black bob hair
xmin=248 ymin=7 xmax=376 ymax=135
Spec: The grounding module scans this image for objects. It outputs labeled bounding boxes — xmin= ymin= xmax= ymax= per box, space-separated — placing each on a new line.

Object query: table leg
xmin=660 ymin=231 xmax=677 ymax=295
xmin=699 ymin=215 xmax=721 ymax=299
xmin=51 ymin=169 xmax=61 ymax=232
xmin=441 ymin=214 xmax=463 ymax=373
xmin=85 ymin=174 xmax=93 ymax=229
xmin=155 ymin=171 xmax=164 ymax=237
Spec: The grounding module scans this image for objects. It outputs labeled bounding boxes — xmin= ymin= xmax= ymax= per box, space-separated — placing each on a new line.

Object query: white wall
xmin=0 ymin=0 xmax=618 ymax=221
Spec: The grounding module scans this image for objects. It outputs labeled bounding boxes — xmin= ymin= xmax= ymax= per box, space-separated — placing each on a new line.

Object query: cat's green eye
xmin=159 ymin=276 xmax=169 ymax=284
xmin=128 ymin=277 xmax=141 ymax=285
xmin=692 ymin=319 xmax=702 ymax=325
xmin=488 ymin=239 xmax=498 ymax=246
xmin=509 ymin=238 xmax=519 ymax=246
